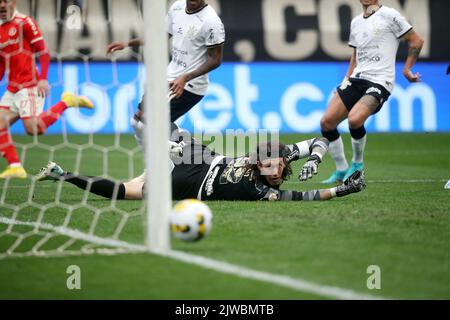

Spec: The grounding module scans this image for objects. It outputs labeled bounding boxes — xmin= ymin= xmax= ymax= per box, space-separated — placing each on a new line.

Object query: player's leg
xmin=344 ymin=82 xmax=390 ymax=180
xmin=130 ymin=94 xmax=185 ymax=150
xmin=344 ymin=94 xmax=380 ymax=181
xmin=130 ymin=100 xmax=145 ymax=149
xmin=34 ymin=91 xmax=94 ymax=134
xmin=20 ymin=88 xmax=94 ymax=136
xmin=320 ymin=92 xmax=350 ymax=184
xmin=35 ymin=161 xmax=142 ymax=200
xmin=129 ymin=103 xmax=183 ymax=182
xmin=0 ymin=109 xmax=23 ymax=178
xmin=129 ymin=90 xmax=198 ymax=180
xmin=17 ymin=87 xmax=46 ymax=136
xmin=0 ymin=91 xmax=26 ymax=179
xmin=170 ymin=90 xmax=204 ymax=122
xmin=122 ymin=181 xmax=145 ymax=200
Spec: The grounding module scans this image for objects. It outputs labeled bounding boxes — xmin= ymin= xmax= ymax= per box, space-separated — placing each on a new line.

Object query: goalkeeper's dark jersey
xmin=171 ymin=155 xmax=298 ymax=201
xmin=200 ymin=156 xmax=279 ymax=201
xmin=171 ymin=137 xmax=329 ymax=201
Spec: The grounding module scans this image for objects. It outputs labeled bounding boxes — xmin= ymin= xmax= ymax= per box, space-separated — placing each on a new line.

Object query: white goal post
xmin=0 ymin=0 xmax=173 ymax=259
xmin=143 ymin=0 xmax=171 ymax=253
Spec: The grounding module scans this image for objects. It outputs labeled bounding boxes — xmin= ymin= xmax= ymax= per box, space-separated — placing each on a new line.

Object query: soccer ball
xmin=170 ymin=199 xmax=213 ymax=242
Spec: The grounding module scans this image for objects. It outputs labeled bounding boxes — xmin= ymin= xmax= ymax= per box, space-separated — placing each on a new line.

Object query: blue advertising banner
xmin=5 ymin=62 xmax=450 ymax=134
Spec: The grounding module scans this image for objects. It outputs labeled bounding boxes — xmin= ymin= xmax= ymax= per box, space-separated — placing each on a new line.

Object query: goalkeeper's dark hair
xmin=246 ymin=141 xmax=293 ymax=185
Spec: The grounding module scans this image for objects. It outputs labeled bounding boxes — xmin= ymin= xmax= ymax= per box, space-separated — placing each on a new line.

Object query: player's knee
xmin=0 ymin=120 xmax=8 ymax=130
xmin=0 ymin=113 xmax=11 ymax=129
xmin=347 ymin=114 xmax=365 ymax=129
xmin=320 ymin=115 xmax=336 ymax=131
xmin=24 ymin=127 xmax=35 ymax=135
xmin=25 ymin=125 xmax=45 ymax=136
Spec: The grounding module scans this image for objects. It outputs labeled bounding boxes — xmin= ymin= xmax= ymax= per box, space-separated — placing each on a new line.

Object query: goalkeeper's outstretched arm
xmin=285 ymin=137 xmax=329 ymax=163
xmin=285 ymin=137 xmax=329 ymax=181
xmin=276 ymin=171 xmax=366 ymax=201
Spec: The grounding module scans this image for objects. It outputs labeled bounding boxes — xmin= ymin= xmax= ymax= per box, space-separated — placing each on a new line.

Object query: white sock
xmin=9 ymin=163 xmax=22 ymax=168
xmin=130 ymin=117 xmax=144 ymax=149
xmin=329 ymin=137 xmax=348 ymax=171
xmin=351 ymin=135 xmax=366 ymax=163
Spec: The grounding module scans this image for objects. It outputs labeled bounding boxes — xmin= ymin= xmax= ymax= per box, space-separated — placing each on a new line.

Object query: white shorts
xmin=0 ymin=87 xmax=45 ymax=118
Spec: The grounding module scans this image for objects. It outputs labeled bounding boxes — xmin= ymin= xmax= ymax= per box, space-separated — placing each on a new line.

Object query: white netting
xmin=0 ymin=0 xmax=156 ymax=259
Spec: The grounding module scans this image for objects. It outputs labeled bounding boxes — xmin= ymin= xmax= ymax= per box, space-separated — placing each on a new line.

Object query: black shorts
xmin=171 ymin=140 xmax=217 ymax=200
xmin=137 ymin=89 xmax=204 ymax=122
xmin=142 ymin=140 xmax=216 ymax=200
xmin=336 ymin=78 xmax=391 ymax=114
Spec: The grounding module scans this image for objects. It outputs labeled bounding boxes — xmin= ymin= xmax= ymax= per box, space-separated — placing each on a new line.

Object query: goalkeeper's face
xmin=258 ymin=157 xmax=286 ymax=187
xmin=0 ymin=0 xmax=15 ymax=21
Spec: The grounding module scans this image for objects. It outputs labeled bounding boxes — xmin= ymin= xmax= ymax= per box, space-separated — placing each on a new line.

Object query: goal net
xmin=0 ymin=0 xmax=171 ymax=259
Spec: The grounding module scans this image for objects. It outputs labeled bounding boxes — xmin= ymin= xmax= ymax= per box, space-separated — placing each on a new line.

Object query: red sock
xmin=38 ymin=101 xmax=68 ymax=132
xmin=0 ymin=128 xmax=20 ymax=165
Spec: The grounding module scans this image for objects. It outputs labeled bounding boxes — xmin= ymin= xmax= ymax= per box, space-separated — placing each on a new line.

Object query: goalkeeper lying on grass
xmin=35 ymin=125 xmax=365 ymax=201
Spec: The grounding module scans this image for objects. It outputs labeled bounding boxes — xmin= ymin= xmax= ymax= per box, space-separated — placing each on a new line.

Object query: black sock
xmin=321 ymin=128 xmax=340 ymax=142
xmin=349 ymin=126 xmax=366 ymax=140
xmin=63 ymin=173 xmax=126 ymax=200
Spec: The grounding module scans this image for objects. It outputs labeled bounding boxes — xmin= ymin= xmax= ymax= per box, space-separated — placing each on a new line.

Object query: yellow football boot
xmin=0 ymin=165 xmax=27 ymax=179
xmin=61 ymin=91 xmax=94 ymax=109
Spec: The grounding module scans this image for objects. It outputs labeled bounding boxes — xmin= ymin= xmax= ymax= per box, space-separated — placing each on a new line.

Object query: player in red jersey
xmin=0 ymin=0 xmax=94 ymax=179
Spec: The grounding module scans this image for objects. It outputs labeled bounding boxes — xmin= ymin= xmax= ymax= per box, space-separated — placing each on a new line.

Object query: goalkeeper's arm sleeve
xmin=285 ymin=137 xmax=329 ymax=163
xmin=278 ymin=190 xmax=322 ymax=201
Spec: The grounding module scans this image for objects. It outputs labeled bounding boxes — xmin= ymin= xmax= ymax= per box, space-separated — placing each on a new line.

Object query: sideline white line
xmin=0 ymin=217 xmax=386 ymax=300
xmin=368 ymin=179 xmax=447 ymax=183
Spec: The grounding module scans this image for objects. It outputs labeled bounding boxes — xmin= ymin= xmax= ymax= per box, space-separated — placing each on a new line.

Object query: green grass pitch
xmin=0 ymin=133 xmax=449 ymax=299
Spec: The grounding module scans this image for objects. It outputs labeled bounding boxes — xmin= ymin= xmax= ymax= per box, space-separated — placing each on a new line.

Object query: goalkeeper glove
xmin=299 ymin=154 xmax=321 ymax=181
xmin=336 ymin=170 xmax=366 ymax=197
xmin=169 ymin=140 xmax=185 ymax=157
